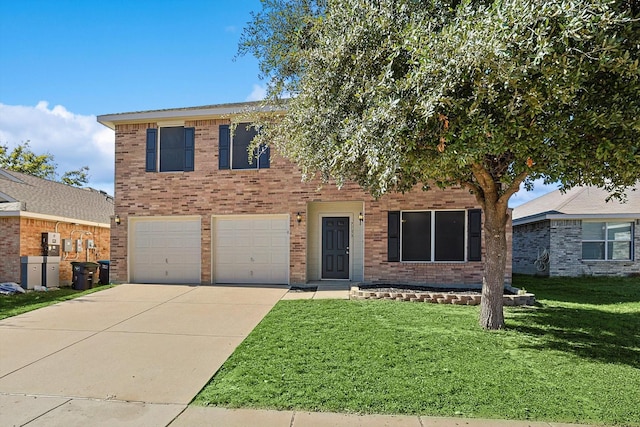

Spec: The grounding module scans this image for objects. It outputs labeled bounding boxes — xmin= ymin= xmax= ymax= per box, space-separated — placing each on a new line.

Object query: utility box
xmin=20 ymin=256 xmax=44 ymax=289
xmin=42 ymin=232 xmax=61 ymax=256
xmin=42 ymin=256 xmax=60 ymax=288
xmin=62 ymin=239 xmax=73 ymax=253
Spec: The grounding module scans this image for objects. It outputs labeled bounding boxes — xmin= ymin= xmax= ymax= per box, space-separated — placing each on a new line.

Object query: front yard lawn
xmin=194 ymin=276 xmax=640 ymax=426
xmin=0 ymin=285 xmax=113 ymax=320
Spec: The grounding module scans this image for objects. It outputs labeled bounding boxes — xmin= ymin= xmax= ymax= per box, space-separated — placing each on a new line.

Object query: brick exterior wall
xmin=112 ymin=119 xmax=513 ymax=286
xmin=0 ymin=217 xmax=21 ymax=283
xmin=512 ymin=220 xmax=551 ymax=276
xmin=513 ymin=219 xmax=640 ymax=277
xmin=0 ymin=216 xmax=110 ymax=286
xmin=550 ymin=219 xmax=640 ymax=277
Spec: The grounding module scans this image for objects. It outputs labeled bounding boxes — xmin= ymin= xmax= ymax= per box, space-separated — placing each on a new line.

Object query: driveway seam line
xmin=100 ymin=286 xmax=200 ymax=332
xmin=19 ymin=397 xmax=71 ymax=426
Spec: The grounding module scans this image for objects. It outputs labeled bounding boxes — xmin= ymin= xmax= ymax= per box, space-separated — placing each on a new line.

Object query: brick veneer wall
xmin=112 ymin=120 xmax=512 ymax=286
xmin=549 ymin=219 xmax=640 ymax=277
xmin=512 ymin=220 xmax=551 ymax=276
xmin=0 ymin=217 xmax=21 ymax=282
xmin=0 ymin=217 xmax=110 ymax=286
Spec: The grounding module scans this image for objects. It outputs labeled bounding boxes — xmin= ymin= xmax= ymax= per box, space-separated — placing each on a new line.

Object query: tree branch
xmin=497 ymin=170 xmax=530 ymax=208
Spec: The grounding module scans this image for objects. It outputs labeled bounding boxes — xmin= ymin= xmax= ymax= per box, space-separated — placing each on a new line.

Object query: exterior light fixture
xmin=296 ymin=212 xmax=302 ymax=223
xmin=114 ymin=214 xmax=121 ymax=226
xmin=358 ymin=212 xmax=364 ymax=223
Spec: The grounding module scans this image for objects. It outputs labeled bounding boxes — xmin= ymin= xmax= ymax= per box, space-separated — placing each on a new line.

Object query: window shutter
xmin=184 ymin=127 xmax=195 ymax=171
xmin=219 ymin=125 xmax=230 ymax=169
xmin=145 ymin=128 xmax=157 ymax=172
xmin=468 ymin=209 xmax=482 ymax=261
xmin=388 ymin=211 xmax=400 ymax=262
xmin=258 ymin=145 xmax=270 ymax=169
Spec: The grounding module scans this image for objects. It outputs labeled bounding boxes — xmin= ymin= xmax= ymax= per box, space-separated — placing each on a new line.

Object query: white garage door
xmin=214 ymin=215 xmax=289 ymax=284
xmin=130 ymin=217 xmax=201 ymax=284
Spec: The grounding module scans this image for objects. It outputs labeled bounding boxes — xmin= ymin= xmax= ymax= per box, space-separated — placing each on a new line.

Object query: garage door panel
xmin=131 ymin=218 xmax=201 ymax=284
xmin=214 ymin=216 xmax=289 ymax=285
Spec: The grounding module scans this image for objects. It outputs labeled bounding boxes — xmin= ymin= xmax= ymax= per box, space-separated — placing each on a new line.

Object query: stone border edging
xmin=350 ymin=286 xmax=536 ymax=306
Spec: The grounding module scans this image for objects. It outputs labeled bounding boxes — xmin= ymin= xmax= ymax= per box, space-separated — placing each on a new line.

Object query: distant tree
xmin=61 ymin=166 xmax=90 ymax=187
xmin=241 ymin=0 xmax=640 ymax=329
xmin=0 ymin=141 xmax=56 ymax=180
xmin=0 ymin=141 xmax=90 ymax=187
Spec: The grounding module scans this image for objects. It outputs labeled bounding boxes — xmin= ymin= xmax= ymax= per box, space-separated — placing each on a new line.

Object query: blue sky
xmin=0 ymin=0 xmax=556 ymax=205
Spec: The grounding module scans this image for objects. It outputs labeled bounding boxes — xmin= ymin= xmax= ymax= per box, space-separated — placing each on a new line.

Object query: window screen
xmin=159 ymin=127 xmax=185 ymax=172
xmin=232 ymin=124 xmax=258 ymax=169
xmin=435 ymin=211 xmax=465 ymax=261
xmin=401 ymin=211 xmax=431 ymax=261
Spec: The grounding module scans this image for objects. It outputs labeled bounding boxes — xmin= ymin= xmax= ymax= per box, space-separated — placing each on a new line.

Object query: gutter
xmin=513 ymin=212 xmax=640 ymax=227
xmin=0 ymin=210 xmax=110 ymax=228
xmin=97 ymin=100 xmax=286 ymax=130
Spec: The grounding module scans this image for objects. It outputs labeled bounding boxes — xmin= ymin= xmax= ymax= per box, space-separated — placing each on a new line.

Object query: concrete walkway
xmin=1 ymin=284 xmax=599 ymax=426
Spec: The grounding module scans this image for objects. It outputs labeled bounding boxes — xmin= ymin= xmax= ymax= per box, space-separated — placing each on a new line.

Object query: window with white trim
xmin=581 ymin=221 xmax=633 ymax=260
xmin=401 ymin=210 xmax=466 ymax=262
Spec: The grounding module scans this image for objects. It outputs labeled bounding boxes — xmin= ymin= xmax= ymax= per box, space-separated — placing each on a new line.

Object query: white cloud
xmin=245 ymin=84 xmax=267 ymax=102
xmin=509 ymin=178 xmax=559 ymax=208
xmin=0 ymin=102 xmax=115 ymax=195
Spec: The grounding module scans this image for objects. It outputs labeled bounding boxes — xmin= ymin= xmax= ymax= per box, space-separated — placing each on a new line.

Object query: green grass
xmin=0 ymin=285 xmax=114 ymax=320
xmin=194 ymin=276 xmax=640 ymax=426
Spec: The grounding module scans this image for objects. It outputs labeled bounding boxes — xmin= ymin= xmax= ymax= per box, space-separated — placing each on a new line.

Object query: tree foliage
xmin=0 ymin=141 xmax=56 ymax=180
xmin=61 ymin=166 xmax=90 ymax=187
xmin=241 ymin=0 xmax=640 ymax=329
xmin=0 ymin=142 xmax=90 ymax=187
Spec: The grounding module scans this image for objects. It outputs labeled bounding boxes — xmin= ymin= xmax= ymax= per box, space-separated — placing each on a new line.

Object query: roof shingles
xmin=513 ymin=184 xmax=640 ymax=223
xmin=0 ymin=168 xmax=113 ymax=224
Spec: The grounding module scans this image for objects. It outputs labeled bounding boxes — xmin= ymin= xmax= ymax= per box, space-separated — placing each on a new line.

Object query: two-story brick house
xmin=98 ymin=101 xmax=511 ymax=286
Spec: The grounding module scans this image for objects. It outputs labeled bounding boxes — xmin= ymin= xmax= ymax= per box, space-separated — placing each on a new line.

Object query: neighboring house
xmin=0 ymin=168 xmax=113 ymax=286
xmin=512 ymin=185 xmax=640 ymax=277
xmin=97 ymin=101 xmax=512 ymax=286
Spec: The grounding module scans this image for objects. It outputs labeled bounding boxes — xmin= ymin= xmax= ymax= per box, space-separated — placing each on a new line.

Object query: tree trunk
xmin=479 ymin=203 xmax=509 ymax=330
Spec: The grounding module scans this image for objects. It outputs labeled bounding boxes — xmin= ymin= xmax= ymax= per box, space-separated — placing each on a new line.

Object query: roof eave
xmin=0 ymin=210 xmax=110 ymax=227
xmin=513 ymin=212 xmax=640 ymax=226
xmin=97 ymin=101 xmax=286 ymax=130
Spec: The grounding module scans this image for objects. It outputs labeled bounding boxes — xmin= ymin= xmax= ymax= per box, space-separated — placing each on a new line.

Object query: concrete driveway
xmin=0 ymin=284 xmax=288 ymax=426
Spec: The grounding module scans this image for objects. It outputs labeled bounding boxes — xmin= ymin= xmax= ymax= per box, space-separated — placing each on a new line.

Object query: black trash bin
xmin=71 ymin=262 xmax=100 ymax=290
xmin=97 ymin=260 xmax=110 ymax=285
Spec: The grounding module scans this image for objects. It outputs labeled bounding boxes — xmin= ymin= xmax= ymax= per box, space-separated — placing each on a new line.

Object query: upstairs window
xmin=582 ymin=221 xmax=633 ymax=260
xmin=146 ymin=127 xmax=195 ymax=172
xmin=219 ymin=123 xmax=270 ymax=170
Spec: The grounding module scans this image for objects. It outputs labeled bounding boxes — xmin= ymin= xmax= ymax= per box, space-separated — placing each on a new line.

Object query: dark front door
xmin=322 ymin=217 xmax=350 ymax=279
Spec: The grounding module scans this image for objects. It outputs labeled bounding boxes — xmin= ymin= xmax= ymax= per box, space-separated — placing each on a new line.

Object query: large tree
xmin=0 ymin=142 xmax=90 ymax=187
xmin=241 ymin=0 xmax=640 ymax=329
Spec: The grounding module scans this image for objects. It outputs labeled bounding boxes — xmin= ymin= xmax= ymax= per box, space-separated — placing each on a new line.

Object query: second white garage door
xmin=213 ymin=215 xmax=289 ymax=284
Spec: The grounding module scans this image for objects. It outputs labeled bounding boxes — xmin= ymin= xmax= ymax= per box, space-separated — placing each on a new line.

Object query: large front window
xmin=582 ymin=221 xmax=633 ymax=260
xmin=401 ymin=210 xmax=466 ymax=262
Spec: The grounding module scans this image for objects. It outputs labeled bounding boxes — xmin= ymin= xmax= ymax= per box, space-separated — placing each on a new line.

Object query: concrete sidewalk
xmin=0 ymin=396 xmax=597 ymax=426
xmin=1 ymin=284 xmax=601 ymax=426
